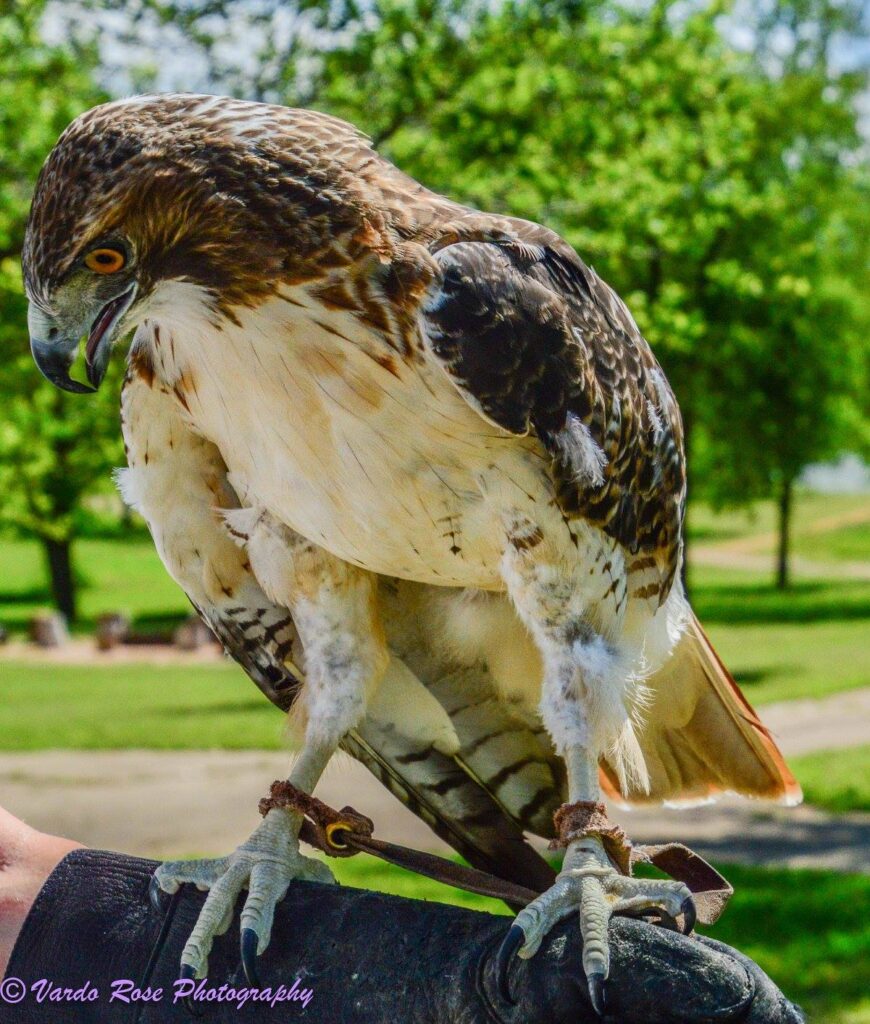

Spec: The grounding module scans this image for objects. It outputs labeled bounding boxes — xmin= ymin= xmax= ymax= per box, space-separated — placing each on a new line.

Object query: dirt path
xmin=0 ymin=638 xmax=225 ymax=665
xmin=692 ymin=547 xmax=870 ymax=579
xmin=1 ymin=688 xmax=867 ymax=873
xmin=692 ymin=502 xmax=870 ymax=579
xmin=758 ymin=687 xmax=870 ymax=756
xmin=709 ymin=505 xmax=870 ymax=557
xmin=1 ymin=749 xmax=866 ymax=873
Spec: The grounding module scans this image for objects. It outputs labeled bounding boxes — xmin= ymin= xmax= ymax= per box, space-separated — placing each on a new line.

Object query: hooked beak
xmin=29 ymin=284 xmax=137 ymax=393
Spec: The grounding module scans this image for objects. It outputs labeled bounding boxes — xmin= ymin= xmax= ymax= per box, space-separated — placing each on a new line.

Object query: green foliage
xmin=305 ymin=0 xmax=870 ymax=518
xmin=77 ymin=0 xmax=869 ymax=585
xmin=0 ymin=2 xmax=119 ymax=549
xmin=3 ymin=0 xmax=869 ymax=604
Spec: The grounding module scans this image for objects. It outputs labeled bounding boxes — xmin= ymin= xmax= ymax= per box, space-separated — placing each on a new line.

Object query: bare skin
xmin=0 ymin=806 xmax=81 ymax=977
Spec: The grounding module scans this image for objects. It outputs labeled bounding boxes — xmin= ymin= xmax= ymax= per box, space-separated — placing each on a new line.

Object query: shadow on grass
xmin=0 ymin=587 xmax=51 ymax=604
xmin=692 ymin=579 xmax=870 ymax=623
xmin=701 ymin=863 xmax=870 ymax=1020
xmin=152 ymin=700 xmax=267 ymax=716
xmin=731 ymin=666 xmax=799 ymax=686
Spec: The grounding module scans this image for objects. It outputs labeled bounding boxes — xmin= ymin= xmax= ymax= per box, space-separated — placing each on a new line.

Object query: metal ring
xmin=325 ymin=821 xmax=352 ymax=850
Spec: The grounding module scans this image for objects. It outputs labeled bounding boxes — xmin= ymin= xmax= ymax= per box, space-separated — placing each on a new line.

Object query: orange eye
xmin=84 ymin=248 xmax=125 ymax=274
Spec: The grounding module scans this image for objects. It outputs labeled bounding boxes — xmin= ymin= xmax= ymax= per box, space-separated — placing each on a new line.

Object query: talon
xmin=654 ymin=907 xmax=680 ymax=931
xmin=680 ymin=896 xmax=697 ymax=935
xmin=495 ymin=924 xmax=524 ymax=1004
xmin=148 ymin=874 xmax=164 ymax=912
xmin=241 ymin=926 xmax=262 ymax=986
xmin=178 ymin=963 xmax=204 ymax=1017
xmin=587 ymin=970 xmax=607 ymax=1016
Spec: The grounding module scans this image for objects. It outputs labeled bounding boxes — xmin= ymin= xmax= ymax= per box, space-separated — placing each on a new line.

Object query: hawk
xmin=24 ymin=95 xmax=798 ymax=1012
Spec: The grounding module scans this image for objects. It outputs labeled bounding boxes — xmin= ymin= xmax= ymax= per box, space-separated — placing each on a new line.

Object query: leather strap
xmin=323 ymin=829 xmax=543 ymax=907
xmin=261 ymin=782 xmax=732 ymax=923
xmin=549 ymin=800 xmax=633 ymax=874
xmin=630 ymin=842 xmax=734 ymax=925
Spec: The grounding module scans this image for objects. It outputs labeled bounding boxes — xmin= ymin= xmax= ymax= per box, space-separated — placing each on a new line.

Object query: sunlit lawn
xmin=330 ymin=858 xmax=868 ymax=1024
xmin=0 ymin=660 xmax=284 ymax=750
xmin=0 ymin=533 xmax=189 ymax=633
xmin=1 ymin=610 xmax=867 ymax=753
xmin=0 ymin=500 xmax=868 ymax=749
xmin=1 ymin=491 xmax=867 ymax=634
xmin=789 ymin=745 xmax=870 ymax=814
xmin=688 ymin=491 xmax=869 ymax=551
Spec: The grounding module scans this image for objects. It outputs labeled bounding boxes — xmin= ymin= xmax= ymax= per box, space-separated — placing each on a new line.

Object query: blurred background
xmin=0 ymin=0 xmax=868 ymax=1019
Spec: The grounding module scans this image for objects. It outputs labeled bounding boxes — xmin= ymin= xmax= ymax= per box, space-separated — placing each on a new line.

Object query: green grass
xmin=790 ymin=745 xmax=870 ymax=814
xmin=2 ymin=488 xmax=867 ymax=636
xmin=1 ymin=498 xmax=867 ymax=741
xmin=328 ymin=857 xmax=870 ymax=1024
xmin=0 ymin=535 xmax=190 ymax=634
xmin=704 ymin=619 xmax=869 ymax=705
xmin=0 ymin=611 xmax=866 ymax=751
xmin=0 ymin=660 xmax=288 ymax=750
xmin=687 ymin=491 xmax=869 ymax=550
xmin=690 ymin=567 xmax=870 ymax=623
xmin=696 ymin=863 xmax=870 ymax=1024
xmin=792 ymin=518 xmax=870 ymax=563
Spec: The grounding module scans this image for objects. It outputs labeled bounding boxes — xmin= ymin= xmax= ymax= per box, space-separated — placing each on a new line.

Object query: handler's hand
xmin=0 ymin=806 xmax=81 ymax=976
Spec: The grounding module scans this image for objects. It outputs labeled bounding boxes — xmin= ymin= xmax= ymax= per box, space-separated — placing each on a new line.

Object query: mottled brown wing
xmin=420 ymin=236 xmax=686 ymax=602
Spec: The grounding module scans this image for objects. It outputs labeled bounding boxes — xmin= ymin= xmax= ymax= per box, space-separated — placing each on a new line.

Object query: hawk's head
xmin=23 ymin=94 xmax=370 ymax=392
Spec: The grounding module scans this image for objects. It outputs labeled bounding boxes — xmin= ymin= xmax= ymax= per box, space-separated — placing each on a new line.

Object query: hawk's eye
xmin=84 ymin=248 xmax=125 ymax=274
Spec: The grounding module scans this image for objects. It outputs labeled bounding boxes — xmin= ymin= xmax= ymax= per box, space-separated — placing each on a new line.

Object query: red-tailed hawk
xmin=24 ymin=94 xmax=798 ymax=1012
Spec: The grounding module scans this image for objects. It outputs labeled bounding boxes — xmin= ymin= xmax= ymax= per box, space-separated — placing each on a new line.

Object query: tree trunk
xmin=43 ymin=537 xmax=76 ymax=623
xmin=776 ymin=477 xmax=793 ymax=590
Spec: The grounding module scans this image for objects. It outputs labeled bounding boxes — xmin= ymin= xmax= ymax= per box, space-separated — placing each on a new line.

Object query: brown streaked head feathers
xmin=23 ymin=94 xmax=413 ymax=316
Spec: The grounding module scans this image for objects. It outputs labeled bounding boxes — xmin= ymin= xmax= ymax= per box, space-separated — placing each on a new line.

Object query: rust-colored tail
xmin=601 ymin=613 xmax=802 ymax=806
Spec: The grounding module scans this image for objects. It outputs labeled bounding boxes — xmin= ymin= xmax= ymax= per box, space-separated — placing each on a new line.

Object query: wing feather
xmin=420 ymin=233 xmax=685 ymax=603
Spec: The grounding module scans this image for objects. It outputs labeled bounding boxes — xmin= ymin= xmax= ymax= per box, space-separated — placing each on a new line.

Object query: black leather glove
xmin=2 ymin=848 xmax=803 ymax=1023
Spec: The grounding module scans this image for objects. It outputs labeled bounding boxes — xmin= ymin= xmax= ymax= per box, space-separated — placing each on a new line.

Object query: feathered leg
xmin=496 ymin=522 xmax=694 ymax=1014
xmin=153 ymin=508 xmax=388 ymax=983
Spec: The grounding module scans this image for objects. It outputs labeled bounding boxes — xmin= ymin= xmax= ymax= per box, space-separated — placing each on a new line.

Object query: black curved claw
xmin=241 ymin=927 xmax=262 ymax=987
xmin=178 ymin=964 xmax=204 ymax=1017
xmin=495 ymin=924 xmax=524 ymax=1005
xmin=680 ymin=895 xmax=697 ymax=935
xmin=587 ymin=971 xmax=607 ymax=1017
xmin=148 ymin=875 xmax=165 ymax=913
xmin=626 ymin=906 xmax=676 ymax=930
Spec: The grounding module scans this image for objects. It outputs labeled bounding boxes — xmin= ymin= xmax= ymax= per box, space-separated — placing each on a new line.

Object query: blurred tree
xmin=694 ymin=0 xmax=870 ymax=587
xmin=30 ymin=0 xmax=870 ymax=590
xmin=307 ymin=0 xmax=869 ymax=588
xmin=0 ymin=0 xmax=116 ymax=621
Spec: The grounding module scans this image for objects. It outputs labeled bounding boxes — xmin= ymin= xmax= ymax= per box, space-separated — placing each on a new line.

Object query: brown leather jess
xmin=258 ymin=782 xmax=733 ymax=925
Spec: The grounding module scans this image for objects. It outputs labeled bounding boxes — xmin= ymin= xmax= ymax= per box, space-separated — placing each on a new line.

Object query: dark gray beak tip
xmin=30 ymin=337 xmax=96 ymax=394
xmin=85 ymin=355 xmax=108 ymax=391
